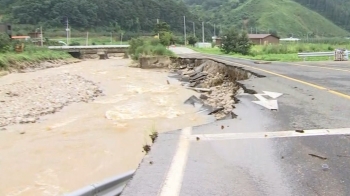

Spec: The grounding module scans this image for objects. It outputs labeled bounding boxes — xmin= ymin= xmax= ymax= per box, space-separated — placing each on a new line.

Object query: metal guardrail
xmin=298 ymin=51 xmax=335 ymax=61
xmin=48 ymin=45 xmax=130 ymax=50
xmin=64 ymin=170 xmax=135 ymax=196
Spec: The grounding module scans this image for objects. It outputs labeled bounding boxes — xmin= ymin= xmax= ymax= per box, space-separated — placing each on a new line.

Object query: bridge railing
xmin=64 ymin=170 xmax=135 ymax=196
xmin=48 ymin=45 xmax=130 ymax=49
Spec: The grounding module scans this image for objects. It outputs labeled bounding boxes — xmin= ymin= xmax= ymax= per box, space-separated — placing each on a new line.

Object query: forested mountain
xmin=0 ymin=0 xmax=212 ymax=36
xmin=180 ymin=0 xmax=349 ymax=37
xmin=2 ymin=0 xmax=349 ymax=38
xmin=293 ymin=0 xmax=350 ymax=31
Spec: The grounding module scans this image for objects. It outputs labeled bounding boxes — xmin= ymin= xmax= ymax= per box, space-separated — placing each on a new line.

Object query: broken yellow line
xmin=213 ymin=58 xmax=350 ymax=100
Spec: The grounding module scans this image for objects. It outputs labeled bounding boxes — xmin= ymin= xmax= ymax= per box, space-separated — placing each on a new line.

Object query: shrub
xmin=69 ymin=41 xmax=80 ymax=46
xmin=129 ymin=37 xmax=175 ymax=60
xmin=150 ymin=38 xmax=160 ymax=46
xmin=153 ymin=44 xmax=167 ymax=56
xmin=327 ymin=46 xmax=334 ymax=51
xmin=0 ymin=33 xmax=11 ymax=53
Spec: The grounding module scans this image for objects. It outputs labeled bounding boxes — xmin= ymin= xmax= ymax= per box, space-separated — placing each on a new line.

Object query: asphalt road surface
xmin=122 ymin=48 xmax=350 ymax=196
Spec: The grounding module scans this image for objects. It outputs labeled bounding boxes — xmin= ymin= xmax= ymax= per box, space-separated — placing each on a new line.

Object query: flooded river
xmin=0 ymin=57 xmax=212 ymax=196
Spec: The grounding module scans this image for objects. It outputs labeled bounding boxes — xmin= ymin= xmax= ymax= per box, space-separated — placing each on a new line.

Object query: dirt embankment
xmin=3 ymin=59 xmax=81 ymax=74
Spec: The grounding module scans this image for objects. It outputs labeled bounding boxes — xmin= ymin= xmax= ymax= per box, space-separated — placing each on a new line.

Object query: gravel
xmin=0 ymin=73 xmax=102 ymax=127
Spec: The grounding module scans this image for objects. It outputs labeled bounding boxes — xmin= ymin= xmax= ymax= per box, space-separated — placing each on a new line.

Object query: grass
xmin=189 ymin=43 xmax=348 ymax=62
xmin=0 ymin=45 xmax=71 ymax=69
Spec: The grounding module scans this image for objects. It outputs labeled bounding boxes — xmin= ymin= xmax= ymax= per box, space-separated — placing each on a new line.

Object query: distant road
xmin=168 ymin=46 xmax=198 ymax=54
xmin=122 ymin=47 xmax=350 ymax=196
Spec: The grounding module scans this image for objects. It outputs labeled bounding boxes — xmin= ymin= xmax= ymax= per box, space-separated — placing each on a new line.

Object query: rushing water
xmin=0 ymin=57 xmax=212 ymax=196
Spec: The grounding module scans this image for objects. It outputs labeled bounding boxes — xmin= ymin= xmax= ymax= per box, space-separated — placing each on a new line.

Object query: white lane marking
xmin=254 ymin=94 xmax=268 ymax=101
xmin=252 ymin=100 xmax=278 ymax=110
xmin=159 ymin=127 xmax=192 ymax=196
xmin=252 ymin=91 xmax=283 ymax=110
xmin=263 ymin=91 xmax=283 ymax=99
xmin=189 ymin=128 xmax=350 ymax=141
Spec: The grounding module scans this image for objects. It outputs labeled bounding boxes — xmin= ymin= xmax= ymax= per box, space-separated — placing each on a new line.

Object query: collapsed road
xmin=122 ymin=48 xmax=350 ymax=196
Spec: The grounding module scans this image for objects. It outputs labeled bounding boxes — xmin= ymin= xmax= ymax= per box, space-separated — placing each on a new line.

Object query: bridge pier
xmin=123 ymin=53 xmax=128 ymax=59
xmin=68 ymin=52 xmax=82 ymax=59
xmin=97 ymin=51 xmax=109 ymax=60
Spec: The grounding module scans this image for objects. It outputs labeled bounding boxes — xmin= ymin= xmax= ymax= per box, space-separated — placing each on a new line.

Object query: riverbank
xmin=0 ymin=46 xmax=71 ymax=71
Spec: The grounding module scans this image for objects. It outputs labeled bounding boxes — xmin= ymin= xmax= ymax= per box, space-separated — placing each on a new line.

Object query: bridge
xmin=48 ymin=45 xmax=130 ymax=59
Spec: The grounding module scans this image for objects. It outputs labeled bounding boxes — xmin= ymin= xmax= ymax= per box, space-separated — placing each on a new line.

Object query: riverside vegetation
xmin=0 ymin=33 xmax=70 ymax=70
xmin=128 ymin=22 xmax=176 ymax=60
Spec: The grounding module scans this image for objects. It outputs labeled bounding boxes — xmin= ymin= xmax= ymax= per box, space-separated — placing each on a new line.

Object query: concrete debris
xmin=309 ymin=153 xmax=327 ymax=160
xmin=0 ymin=73 xmax=102 ymax=127
xmin=322 ymin=164 xmax=329 ymax=171
xmin=254 ymin=61 xmax=271 ymax=64
xmin=177 ymin=60 xmax=240 ymax=120
xmin=199 ymin=94 xmax=209 ymax=100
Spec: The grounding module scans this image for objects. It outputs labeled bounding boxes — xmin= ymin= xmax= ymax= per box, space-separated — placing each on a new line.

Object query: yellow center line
xmin=212 ymin=57 xmax=350 ymax=100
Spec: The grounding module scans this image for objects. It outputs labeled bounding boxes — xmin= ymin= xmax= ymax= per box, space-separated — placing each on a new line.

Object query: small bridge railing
xmin=64 ymin=170 xmax=134 ymax=196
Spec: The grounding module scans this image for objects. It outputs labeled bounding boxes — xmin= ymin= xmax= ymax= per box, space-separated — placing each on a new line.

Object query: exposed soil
xmin=6 ymin=59 xmax=81 ymax=73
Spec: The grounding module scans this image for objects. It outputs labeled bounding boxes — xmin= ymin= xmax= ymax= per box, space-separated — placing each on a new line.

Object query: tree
xmin=220 ymin=28 xmax=239 ymax=54
xmin=220 ymin=28 xmax=251 ymax=55
xmin=270 ymin=30 xmax=278 ymax=37
xmin=188 ymin=36 xmax=198 ymax=46
xmin=154 ymin=22 xmax=170 ymax=35
xmin=159 ymin=32 xmax=173 ymax=46
xmin=235 ymin=31 xmax=252 ymax=55
xmin=0 ymin=33 xmax=11 ymax=52
xmin=153 ymin=21 xmax=174 ymax=46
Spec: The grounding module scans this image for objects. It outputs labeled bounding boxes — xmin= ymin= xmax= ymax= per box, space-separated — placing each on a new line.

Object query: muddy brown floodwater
xmin=0 ymin=57 xmax=212 ymax=196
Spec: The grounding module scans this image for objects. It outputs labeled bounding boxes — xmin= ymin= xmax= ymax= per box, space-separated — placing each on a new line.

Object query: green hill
xmin=0 ymin=0 xmax=213 ymax=37
xmin=293 ymin=0 xmax=350 ymax=32
xmin=182 ymin=0 xmax=349 ymax=37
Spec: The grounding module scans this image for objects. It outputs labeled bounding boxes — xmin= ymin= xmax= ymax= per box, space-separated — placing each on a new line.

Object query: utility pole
xmin=255 ymin=27 xmax=257 ymax=34
xmin=66 ymin=17 xmax=69 ymax=45
xmin=184 ymin=16 xmax=186 ymax=45
xmin=193 ymin=22 xmax=195 ymax=37
xmin=121 ymin=32 xmax=123 ymax=45
xmin=214 ymin=24 xmax=216 ymax=37
xmin=69 ymin=27 xmax=71 ymax=45
xmin=251 ymin=27 xmax=253 ymax=34
xmin=86 ymin=32 xmax=89 ymax=46
xmin=157 ymin=19 xmax=159 ymax=39
xmin=202 ymin=21 xmax=204 ymax=43
xmin=40 ymin=26 xmax=43 ymax=47
xmin=202 ymin=22 xmax=204 ymax=43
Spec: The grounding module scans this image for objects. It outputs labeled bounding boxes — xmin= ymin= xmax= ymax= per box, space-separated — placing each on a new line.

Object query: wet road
xmin=122 ymin=49 xmax=350 ymax=196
